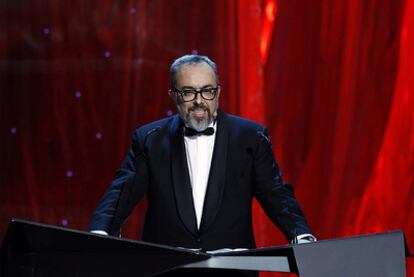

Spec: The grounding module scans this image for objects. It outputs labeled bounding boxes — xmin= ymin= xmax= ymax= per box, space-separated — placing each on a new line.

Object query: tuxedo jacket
xmin=90 ymin=111 xmax=312 ymax=250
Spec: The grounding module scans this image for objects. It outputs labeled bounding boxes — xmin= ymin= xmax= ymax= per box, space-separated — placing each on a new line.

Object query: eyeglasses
xmin=172 ymin=86 xmax=219 ymax=102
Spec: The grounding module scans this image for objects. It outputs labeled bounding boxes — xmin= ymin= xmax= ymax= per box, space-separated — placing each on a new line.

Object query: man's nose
xmin=194 ymin=92 xmax=203 ymax=104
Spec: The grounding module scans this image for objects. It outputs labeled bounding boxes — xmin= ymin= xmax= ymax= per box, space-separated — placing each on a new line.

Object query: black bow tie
xmin=184 ymin=127 xmax=215 ymax=137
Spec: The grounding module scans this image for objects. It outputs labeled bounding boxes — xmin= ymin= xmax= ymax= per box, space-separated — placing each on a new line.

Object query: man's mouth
xmin=190 ymin=108 xmax=208 ymax=120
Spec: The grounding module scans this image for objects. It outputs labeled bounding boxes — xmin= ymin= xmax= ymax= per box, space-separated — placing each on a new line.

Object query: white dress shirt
xmin=183 ymin=121 xmax=217 ymax=229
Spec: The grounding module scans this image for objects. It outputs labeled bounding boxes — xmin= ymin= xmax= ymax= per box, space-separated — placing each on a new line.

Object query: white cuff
xmin=90 ymin=230 xmax=108 ymax=235
xmin=291 ymin=233 xmax=317 ymax=244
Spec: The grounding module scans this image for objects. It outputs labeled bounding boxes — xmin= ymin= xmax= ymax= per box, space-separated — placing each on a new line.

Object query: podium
xmin=1 ymin=219 xmax=409 ymax=276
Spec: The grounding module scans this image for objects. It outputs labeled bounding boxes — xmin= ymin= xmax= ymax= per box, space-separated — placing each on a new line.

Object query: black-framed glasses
xmin=172 ymin=86 xmax=219 ymax=102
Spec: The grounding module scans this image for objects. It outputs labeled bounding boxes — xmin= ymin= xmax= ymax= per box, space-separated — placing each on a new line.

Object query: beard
xmin=183 ymin=105 xmax=214 ymax=132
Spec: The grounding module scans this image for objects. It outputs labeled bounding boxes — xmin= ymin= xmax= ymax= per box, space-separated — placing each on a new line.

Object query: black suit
xmin=90 ymin=110 xmax=312 ymax=251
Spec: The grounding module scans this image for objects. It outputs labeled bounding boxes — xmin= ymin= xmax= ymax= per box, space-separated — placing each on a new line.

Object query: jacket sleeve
xmin=253 ymin=127 xmax=313 ymax=242
xmin=89 ymin=129 xmax=149 ymax=235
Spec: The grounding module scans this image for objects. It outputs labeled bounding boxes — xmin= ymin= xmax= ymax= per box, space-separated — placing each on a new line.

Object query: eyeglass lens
xmin=180 ymin=87 xmax=217 ymax=101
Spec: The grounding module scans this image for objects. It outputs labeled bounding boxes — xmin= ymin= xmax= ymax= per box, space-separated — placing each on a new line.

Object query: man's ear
xmin=168 ymin=89 xmax=174 ymax=100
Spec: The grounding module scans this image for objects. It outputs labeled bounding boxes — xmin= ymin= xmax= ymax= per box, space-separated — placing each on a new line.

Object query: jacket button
xmin=196 ymin=238 xmax=202 ymax=243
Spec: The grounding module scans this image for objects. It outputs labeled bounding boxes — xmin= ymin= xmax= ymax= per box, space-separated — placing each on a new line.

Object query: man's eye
xmin=202 ymin=88 xmax=215 ymax=94
xmin=182 ymin=90 xmax=195 ymax=95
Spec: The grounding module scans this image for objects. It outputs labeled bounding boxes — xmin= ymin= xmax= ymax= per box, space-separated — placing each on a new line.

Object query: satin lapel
xmin=170 ymin=115 xmax=198 ymax=237
xmin=200 ymin=111 xmax=228 ymax=232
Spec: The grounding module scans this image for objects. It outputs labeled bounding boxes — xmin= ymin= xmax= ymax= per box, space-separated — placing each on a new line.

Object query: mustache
xmin=189 ymin=104 xmax=209 ymax=112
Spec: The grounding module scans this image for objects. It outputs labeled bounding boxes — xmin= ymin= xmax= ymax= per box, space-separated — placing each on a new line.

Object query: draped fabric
xmin=1 ymin=0 xmax=413 ymax=275
xmin=260 ymin=0 xmax=414 ymax=275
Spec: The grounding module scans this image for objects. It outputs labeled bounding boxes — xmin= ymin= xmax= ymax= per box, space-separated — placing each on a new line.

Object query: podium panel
xmin=0 ymin=219 xmax=408 ymax=276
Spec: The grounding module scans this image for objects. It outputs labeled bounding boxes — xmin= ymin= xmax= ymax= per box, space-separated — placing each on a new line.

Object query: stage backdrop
xmin=1 ymin=0 xmax=413 ymax=276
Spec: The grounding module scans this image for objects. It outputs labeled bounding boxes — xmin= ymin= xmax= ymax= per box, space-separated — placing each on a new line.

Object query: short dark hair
xmin=170 ymin=54 xmax=219 ymax=88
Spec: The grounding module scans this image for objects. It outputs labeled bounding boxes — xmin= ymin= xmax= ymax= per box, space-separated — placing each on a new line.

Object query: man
xmin=90 ymin=54 xmax=315 ymax=259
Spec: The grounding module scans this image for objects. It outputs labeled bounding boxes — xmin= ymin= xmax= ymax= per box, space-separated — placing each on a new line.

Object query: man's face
xmin=170 ymin=62 xmax=220 ymax=131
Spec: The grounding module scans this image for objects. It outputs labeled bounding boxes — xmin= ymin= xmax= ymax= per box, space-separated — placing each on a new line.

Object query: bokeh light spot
xmin=42 ymin=27 xmax=50 ymax=35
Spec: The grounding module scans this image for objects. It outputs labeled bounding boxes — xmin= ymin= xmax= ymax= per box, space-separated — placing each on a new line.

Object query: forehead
xmin=175 ymin=62 xmax=217 ymax=88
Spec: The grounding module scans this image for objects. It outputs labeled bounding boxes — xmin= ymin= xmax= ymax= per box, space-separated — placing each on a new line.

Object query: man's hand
xmin=292 ymin=234 xmax=317 ymax=244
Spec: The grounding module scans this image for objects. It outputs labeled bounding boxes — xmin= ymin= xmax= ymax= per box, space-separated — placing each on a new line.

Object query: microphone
xmin=257 ymin=130 xmax=270 ymax=144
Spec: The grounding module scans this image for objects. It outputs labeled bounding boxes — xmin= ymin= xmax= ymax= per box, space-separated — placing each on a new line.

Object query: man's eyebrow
xmin=180 ymin=85 xmax=215 ymax=89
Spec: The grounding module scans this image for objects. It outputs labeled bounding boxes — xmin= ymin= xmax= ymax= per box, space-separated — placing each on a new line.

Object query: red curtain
xmin=1 ymin=0 xmax=413 ymax=275
xmin=261 ymin=0 xmax=414 ymax=275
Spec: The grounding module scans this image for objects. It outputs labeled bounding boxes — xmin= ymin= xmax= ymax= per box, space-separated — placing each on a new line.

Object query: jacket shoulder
xmin=134 ymin=115 xmax=176 ymax=137
xmin=220 ymin=112 xmax=271 ymax=146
